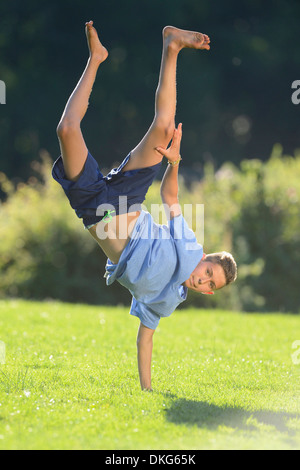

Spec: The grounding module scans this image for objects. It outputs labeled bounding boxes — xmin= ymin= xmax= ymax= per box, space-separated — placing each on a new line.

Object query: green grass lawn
xmin=0 ymin=299 xmax=299 ymax=450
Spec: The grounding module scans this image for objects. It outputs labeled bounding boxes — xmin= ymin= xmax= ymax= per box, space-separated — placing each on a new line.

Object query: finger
xmin=170 ymin=132 xmax=179 ymax=148
xmin=174 ymin=123 xmax=182 ymax=135
xmin=173 ymin=124 xmax=182 ymax=142
xmin=155 ymin=146 xmax=166 ymax=156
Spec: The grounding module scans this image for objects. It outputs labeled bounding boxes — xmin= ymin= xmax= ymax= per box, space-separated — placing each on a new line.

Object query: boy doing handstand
xmin=53 ymin=21 xmax=237 ymax=390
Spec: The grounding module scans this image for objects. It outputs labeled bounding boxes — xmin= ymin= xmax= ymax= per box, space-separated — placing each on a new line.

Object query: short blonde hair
xmin=205 ymin=251 xmax=237 ymax=286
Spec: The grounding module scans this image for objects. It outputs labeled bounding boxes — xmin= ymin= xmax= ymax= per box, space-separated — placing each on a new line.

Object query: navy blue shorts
xmin=52 ymin=151 xmax=162 ymax=228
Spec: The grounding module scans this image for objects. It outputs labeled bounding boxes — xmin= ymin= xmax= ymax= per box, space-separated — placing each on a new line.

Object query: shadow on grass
xmin=164 ymin=398 xmax=300 ymax=437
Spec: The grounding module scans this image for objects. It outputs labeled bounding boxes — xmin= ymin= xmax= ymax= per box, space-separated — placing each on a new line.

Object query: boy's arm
xmin=156 ymin=123 xmax=182 ymax=219
xmin=136 ymin=322 xmax=155 ymax=391
xmin=160 ymin=163 xmax=181 ymax=219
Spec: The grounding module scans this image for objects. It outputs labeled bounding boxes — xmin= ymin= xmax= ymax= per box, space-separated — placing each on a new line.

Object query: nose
xmin=198 ymin=276 xmax=211 ymax=285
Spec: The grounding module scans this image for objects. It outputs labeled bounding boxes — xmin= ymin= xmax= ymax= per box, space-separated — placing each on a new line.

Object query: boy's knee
xmin=154 ymin=117 xmax=175 ymax=141
xmin=56 ymin=119 xmax=80 ymax=138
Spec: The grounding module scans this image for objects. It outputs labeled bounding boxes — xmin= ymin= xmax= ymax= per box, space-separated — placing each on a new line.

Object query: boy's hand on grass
xmin=155 ymin=123 xmax=182 ymax=163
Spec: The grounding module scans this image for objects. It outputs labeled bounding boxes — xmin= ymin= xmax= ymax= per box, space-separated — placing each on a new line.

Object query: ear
xmin=202 ymin=253 xmax=206 ymax=260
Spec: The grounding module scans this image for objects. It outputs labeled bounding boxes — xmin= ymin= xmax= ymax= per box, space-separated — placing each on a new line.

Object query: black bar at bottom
xmin=98 ymin=451 xmax=201 ymax=466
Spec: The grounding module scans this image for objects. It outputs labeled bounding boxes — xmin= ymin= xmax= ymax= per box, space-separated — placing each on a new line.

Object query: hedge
xmin=0 ymin=145 xmax=299 ymax=313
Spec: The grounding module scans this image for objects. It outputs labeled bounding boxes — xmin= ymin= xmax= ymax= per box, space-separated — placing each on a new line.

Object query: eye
xmin=207 ymin=268 xmax=213 ymax=278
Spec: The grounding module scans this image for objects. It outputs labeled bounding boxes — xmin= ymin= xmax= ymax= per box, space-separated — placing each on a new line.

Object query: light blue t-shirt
xmin=104 ymin=210 xmax=203 ymax=329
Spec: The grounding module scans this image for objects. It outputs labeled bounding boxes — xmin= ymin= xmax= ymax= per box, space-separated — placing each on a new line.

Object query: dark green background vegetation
xmin=0 ymin=0 xmax=299 ymax=313
xmin=1 ymin=0 xmax=300 ymax=180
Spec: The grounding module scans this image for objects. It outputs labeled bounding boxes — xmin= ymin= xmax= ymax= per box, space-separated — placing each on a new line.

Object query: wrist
xmin=167 ymin=155 xmax=182 ymax=166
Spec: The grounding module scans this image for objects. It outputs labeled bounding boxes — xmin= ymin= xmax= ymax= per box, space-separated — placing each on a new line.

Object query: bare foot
xmin=163 ymin=26 xmax=210 ymax=52
xmin=85 ymin=21 xmax=108 ymax=63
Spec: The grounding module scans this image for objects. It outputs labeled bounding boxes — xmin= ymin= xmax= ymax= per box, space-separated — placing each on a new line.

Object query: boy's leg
xmin=123 ymin=26 xmax=210 ymax=172
xmin=56 ymin=21 xmax=108 ymax=182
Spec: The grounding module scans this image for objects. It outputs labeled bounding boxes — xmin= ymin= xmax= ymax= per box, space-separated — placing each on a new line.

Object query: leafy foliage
xmin=0 ymin=148 xmax=299 ymax=313
xmin=1 ymin=0 xmax=300 ymax=181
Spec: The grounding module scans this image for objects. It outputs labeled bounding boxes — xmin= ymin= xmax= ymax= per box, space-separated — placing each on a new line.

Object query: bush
xmin=0 ymin=152 xmax=131 ymax=306
xmin=1 ymin=146 xmax=299 ymax=313
xmin=187 ymin=144 xmax=300 ymax=312
xmin=232 ymin=146 xmax=300 ymax=312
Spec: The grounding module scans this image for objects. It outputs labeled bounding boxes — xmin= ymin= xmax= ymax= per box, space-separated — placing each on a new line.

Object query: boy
xmin=52 ymin=21 xmax=237 ymax=391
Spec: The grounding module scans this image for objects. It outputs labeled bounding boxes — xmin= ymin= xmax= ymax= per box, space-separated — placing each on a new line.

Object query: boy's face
xmin=183 ymin=256 xmax=226 ymax=295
